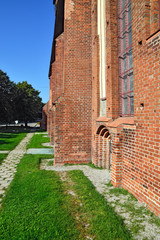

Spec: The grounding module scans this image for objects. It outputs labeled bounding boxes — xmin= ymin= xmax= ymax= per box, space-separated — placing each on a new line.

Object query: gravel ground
xmin=41 ymin=160 xmax=160 ymax=240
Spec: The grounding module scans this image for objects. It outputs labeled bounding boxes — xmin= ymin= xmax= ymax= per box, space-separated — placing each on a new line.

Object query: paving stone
xmin=26 ymin=148 xmax=54 ymax=155
xmin=0 ymin=151 xmax=9 ymax=154
xmin=0 ymin=132 xmax=34 ymax=207
xmin=0 ymin=186 xmax=4 ymax=191
xmin=42 ymin=142 xmax=53 ymax=147
xmin=0 ymin=190 xmax=5 ymax=195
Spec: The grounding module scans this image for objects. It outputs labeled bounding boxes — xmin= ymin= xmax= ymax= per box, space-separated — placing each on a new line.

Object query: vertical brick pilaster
xmin=111 ymin=128 xmax=123 ymax=187
xmin=98 ymin=135 xmax=103 ymax=167
xmin=102 ymin=136 xmax=107 ymax=168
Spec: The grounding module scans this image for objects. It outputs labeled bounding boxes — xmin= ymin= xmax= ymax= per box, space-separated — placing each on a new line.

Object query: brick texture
xmin=48 ymin=0 xmax=92 ymax=164
xmin=44 ymin=0 xmax=160 ymax=216
xmin=91 ymin=0 xmax=160 ymax=216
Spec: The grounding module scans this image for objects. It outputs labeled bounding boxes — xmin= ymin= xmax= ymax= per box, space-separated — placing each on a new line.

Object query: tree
xmin=0 ymin=70 xmax=16 ymax=124
xmin=15 ymin=81 xmax=43 ymax=126
xmin=0 ymin=70 xmax=43 ymax=126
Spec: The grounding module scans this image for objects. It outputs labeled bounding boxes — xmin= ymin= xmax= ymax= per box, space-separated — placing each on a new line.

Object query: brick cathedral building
xmin=41 ymin=0 xmax=160 ymax=216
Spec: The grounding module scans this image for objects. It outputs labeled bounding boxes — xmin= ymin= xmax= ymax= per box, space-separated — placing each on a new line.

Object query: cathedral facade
xmin=42 ymin=0 xmax=160 ymax=216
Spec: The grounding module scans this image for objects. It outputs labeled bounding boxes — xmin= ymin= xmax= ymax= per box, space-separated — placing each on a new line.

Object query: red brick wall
xmin=91 ymin=0 xmax=119 ymax=169
xmin=46 ymin=0 xmax=160 ymax=216
xmin=106 ymin=0 xmax=119 ymax=119
xmin=110 ymin=0 xmax=160 ymax=216
xmin=49 ymin=34 xmax=64 ymax=144
xmin=40 ymin=102 xmax=49 ymax=130
xmin=121 ymin=0 xmax=160 ymax=215
xmin=49 ymin=0 xmax=92 ymax=164
xmin=91 ymin=0 xmax=160 ymax=216
xmin=52 ymin=34 xmax=64 ymax=103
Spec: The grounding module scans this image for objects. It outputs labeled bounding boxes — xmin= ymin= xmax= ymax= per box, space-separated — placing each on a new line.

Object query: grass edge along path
xmin=26 ymin=134 xmax=51 ymax=149
xmin=64 ymin=162 xmax=103 ymax=169
xmin=0 ymin=154 xmax=133 ymax=240
xmin=0 ymin=154 xmax=81 ymax=240
xmin=68 ymin=170 xmax=133 ymax=240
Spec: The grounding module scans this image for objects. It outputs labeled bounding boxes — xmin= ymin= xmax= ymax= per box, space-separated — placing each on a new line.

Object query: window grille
xmin=117 ymin=0 xmax=134 ymax=116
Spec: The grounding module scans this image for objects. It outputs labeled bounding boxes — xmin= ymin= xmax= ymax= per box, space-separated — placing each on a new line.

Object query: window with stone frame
xmin=118 ymin=0 xmax=134 ymax=116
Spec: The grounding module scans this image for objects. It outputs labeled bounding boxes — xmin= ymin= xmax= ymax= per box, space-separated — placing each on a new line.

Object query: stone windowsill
xmin=96 ymin=116 xmax=112 ymax=122
xmin=107 ymin=117 xmax=135 ymax=128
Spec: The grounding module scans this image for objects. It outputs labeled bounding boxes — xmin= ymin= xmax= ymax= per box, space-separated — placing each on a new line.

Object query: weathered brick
xmin=43 ymin=0 xmax=160 ymax=216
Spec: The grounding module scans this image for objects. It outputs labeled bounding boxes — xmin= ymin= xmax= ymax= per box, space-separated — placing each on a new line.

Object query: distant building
xmin=40 ymin=102 xmax=49 ymax=131
xmin=43 ymin=0 xmax=160 ymax=216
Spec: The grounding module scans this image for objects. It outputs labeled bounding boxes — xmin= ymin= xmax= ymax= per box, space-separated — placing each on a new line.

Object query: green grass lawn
xmin=0 ymin=154 xmax=8 ymax=165
xmin=0 ymin=155 xmax=82 ymax=240
xmin=0 ymin=132 xmax=27 ymax=151
xmin=0 ymin=154 xmax=133 ymax=239
xmin=0 ymin=132 xmax=133 ymax=239
xmin=27 ymin=134 xmax=51 ymax=149
xmin=68 ymin=171 xmax=133 ymax=240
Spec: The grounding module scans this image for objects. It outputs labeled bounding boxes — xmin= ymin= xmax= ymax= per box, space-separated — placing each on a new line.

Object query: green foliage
xmin=87 ymin=162 xmax=103 ymax=169
xmin=69 ymin=170 xmax=133 ymax=240
xmin=15 ymin=81 xmax=43 ymax=125
xmin=105 ymin=180 xmax=113 ymax=187
xmin=48 ymin=160 xmax=54 ymax=166
xmin=0 ymin=70 xmax=43 ymax=125
xmin=0 ymin=132 xmax=27 ymax=151
xmin=0 ymin=70 xmax=17 ymax=124
xmin=27 ymin=134 xmax=51 ymax=149
xmin=108 ymin=187 xmax=132 ymax=196
xmin=0 ymin=155 xmax=80 ymax=240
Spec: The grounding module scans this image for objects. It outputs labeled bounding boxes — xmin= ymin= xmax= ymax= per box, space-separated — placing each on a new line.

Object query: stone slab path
xmin=0 ymin=133 xmax=34 ymax=207
xmin=35 ymin=132 xmax=48 ymax=135
xmin=26 ymin=148 xmax=54 ymax=155
xmin=0 ymin=151 xmax=9 ymax=154
xmin=41 ymin=162 xmax=160 ymax=240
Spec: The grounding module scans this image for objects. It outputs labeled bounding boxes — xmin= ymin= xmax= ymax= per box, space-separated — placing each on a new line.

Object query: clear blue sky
xmin=0 ymin=0 xmax=55 ymax=104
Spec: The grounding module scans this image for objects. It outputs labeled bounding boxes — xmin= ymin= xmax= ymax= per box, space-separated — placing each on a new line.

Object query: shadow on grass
xmin=0 ymin=139 xmax=8 ymax=145
xmin=0 ymin=131 xmax=27 ymax=151
xmin=0 ymin=126 xmax=37 ymax=133
xmin=0 ymin=133 xmax=16 ymax=139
